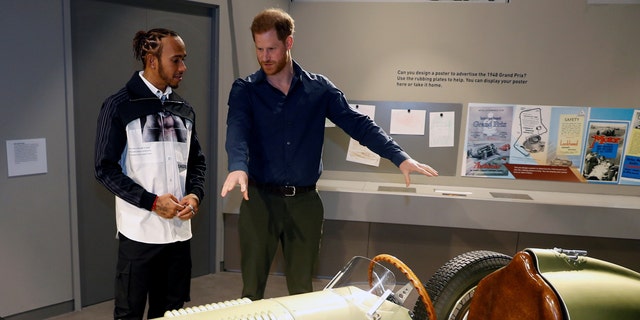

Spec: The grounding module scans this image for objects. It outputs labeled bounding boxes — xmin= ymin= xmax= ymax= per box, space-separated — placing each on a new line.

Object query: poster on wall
xmin=511 ymin=106 xmax=551 ymax=164
xmin=581 ymin=121 xmax=627 ymax=183
xmin=462 ymin=103 xmax=639 ymax=185
xmin=462 ymin=103 xmax=512 ymax=177
xmin=620 ymin=110 xmax=640 ymax=185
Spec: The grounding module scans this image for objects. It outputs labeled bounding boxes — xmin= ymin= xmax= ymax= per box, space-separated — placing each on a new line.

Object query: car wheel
xmin=412 ymin=250 xmax=511 ymax=320
xmin=370 ymin=254 xmax=437 ymax=320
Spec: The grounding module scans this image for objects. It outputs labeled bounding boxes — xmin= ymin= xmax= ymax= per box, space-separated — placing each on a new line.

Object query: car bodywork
xmin=469 ymin=248 xmax=640 ymax=320
xmin=153 ymin=248 xmax=640 ymax=320
xmin=155 ymin=255 xmax=423 ymax=320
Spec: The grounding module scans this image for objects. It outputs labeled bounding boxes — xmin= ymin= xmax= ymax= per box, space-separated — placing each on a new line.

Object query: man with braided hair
xmin=95 ymin=28 xmax=206 ymax=319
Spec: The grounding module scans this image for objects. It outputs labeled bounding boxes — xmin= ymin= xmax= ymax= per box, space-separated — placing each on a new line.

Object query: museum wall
xmin=0 ymin=0 xmax=286 ymax=318
xmin=2 ymin=0 xmax=639 ymax=318
xmin=288 ymin=0 xmax=640 ymax=194
xmin=0 ymin=1 xmax=75 ymax=318
xmin=221 ymin=0 xmax=640 ymax=284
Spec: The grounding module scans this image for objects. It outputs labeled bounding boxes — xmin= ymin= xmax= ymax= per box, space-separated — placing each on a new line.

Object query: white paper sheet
xmin=390 ymin=109 xmax=426 ymax=135
xmin=346 ymin=104 xmax=381 ymax=166
xmin=6 ymin=138 xmax=48 ymax=177
xmin=429 ymin=111 xmax=455 ymax=147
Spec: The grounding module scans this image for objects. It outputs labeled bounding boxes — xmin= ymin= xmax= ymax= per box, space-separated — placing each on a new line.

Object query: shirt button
xmin=286 ymin=141 xmax=291 ymax=145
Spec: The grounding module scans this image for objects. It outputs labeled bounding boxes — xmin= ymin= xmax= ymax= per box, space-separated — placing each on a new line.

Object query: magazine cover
xmin=510 ymin=106 xmax=551 ymax=165
xmin=550 ymin=108 xmax=588 ymax=168
xmin=501 ymin=105 xmax=587 ymax=182
xmin=620 ymin=109 xmax=640 ymax=184
xmin=462 ymin=104 xmax=513 ymax=177
xmin=581 ymin=121 xmax=628 ymax=183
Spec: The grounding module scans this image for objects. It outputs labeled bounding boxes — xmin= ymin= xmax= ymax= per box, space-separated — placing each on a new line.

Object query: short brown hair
xmin=250 ymin=8 xmax=295 ymax=42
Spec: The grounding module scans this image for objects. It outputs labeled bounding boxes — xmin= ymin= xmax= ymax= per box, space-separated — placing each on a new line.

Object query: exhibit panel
xmin=219 ymin=1 xmax=640 ymax=287
xmin=289 ymin=0 xmax=640 ymax=196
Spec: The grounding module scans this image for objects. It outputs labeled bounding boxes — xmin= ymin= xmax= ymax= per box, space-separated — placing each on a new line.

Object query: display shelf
xmin=317 ymin=179 xmax=640 ymax=210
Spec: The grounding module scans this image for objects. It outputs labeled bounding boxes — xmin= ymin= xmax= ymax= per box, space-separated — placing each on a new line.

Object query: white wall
xmin=288 ymin=0 xmax=640 ymax=195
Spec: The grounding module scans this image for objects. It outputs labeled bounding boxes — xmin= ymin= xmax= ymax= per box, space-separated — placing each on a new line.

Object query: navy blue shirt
xmin=226 ymin=61 xmax=409 ymax=186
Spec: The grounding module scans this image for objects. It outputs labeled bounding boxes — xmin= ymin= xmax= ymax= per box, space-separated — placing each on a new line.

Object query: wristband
xmin=151 ymin=196 xmax=158 ymax=211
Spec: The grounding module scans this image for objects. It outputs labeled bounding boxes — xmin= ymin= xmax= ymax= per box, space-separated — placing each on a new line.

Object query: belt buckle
xmin=283 ymin=186 xmax=296 ymax=197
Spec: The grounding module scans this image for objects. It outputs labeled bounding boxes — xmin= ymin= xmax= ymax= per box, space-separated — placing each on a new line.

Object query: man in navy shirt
xmin=221 ymin=8 xmax=438 ymax=300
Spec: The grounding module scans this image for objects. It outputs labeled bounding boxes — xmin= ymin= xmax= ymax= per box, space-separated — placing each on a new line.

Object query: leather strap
xmin=248 ymin=180 xmax=316 ymax=197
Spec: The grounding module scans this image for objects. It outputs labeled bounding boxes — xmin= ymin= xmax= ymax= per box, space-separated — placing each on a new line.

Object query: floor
xmin=46 ymin=272 xmax=330 ymax=320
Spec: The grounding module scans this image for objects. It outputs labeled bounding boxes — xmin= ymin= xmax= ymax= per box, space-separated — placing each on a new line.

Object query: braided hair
xmin=132 ymin=28 xmax=179 ymax=68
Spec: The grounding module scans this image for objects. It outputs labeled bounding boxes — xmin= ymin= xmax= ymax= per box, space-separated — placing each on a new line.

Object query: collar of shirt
xmin=138 ymin=70 xmax=173 ymax=99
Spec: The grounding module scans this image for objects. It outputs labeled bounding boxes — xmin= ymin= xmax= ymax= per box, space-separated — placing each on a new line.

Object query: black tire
xmin=412 ymin=250 xmax=512 ymax=320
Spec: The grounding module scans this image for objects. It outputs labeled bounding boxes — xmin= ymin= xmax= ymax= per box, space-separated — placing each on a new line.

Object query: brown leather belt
xmin=248 ymin=180 xmax=316 ymax=197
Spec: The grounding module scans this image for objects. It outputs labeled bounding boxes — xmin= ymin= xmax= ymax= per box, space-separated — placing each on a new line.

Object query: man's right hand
xmin=153 ymin=193 xmax=185 ymax=219
xmin=221 ymin=170 xmax=249 ymax=200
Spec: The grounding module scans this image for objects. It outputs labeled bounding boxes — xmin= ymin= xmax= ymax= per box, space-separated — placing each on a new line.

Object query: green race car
xmin=154 ymin=248 xmax=640 ymax=320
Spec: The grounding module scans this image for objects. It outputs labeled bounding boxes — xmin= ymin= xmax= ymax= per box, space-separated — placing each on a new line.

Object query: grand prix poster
xmin=462 ymin=103 xmax=637 ymax=185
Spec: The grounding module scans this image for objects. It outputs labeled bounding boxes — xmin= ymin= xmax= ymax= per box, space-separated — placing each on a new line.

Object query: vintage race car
xmin=155 ymin=254 xmax=434 ymax=320
xmin=154 ymin=248 xmax=640 ymax=320
xmin=467 ymin=143 xmax=499 ymax=160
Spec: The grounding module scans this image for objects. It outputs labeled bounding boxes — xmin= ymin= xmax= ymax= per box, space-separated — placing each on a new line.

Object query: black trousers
xmin=114 ymin=233 xmax=191 ymax=320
